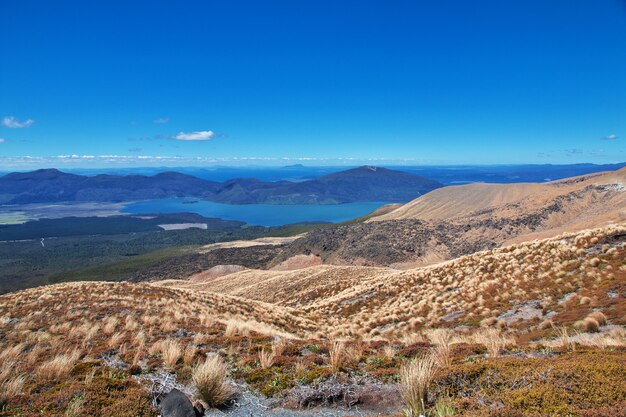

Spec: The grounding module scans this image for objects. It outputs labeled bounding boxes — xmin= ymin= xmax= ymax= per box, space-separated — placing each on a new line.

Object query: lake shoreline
xmin=0 ymin=199 xmax=389 ymax=227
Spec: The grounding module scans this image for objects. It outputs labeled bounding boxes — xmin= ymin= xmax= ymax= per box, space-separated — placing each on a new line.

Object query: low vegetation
xmin=192 ymin=354 xmax=234 ymax=407
xmin=0 ymin=223 xmax=624 ymax=416
xmin=400 ymin=354 xmax=440 ymax=416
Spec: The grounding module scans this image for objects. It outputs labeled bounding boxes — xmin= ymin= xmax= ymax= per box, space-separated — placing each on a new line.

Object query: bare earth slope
xmin=272 ymin=167 xmax=626 ymax=268
xmin=373 ymin=167 xmax=626 ymax=233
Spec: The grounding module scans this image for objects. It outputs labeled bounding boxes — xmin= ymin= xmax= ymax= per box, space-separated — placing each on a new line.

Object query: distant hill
xmin=272 ymin=166 xmax=626 ymax=267
xmin=209 ymin=166 xmax=443 ymax=204
xmin=0 ymin=166 xmax=443 ymax=205
xmin=372 ymin=166 xmax=626 ymax=238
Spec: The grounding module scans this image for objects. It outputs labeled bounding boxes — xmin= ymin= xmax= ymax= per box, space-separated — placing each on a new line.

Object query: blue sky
xmin=0 ymin=0 xmax=625 ymax=168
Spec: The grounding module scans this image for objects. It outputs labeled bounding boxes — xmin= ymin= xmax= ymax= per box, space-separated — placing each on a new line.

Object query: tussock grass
xmin=0 ymin=374 xmax=26 ymax=400
xmin=472 ymin=328 xmax=514 ymax=358
xmin=64 ymin=395 xmax=85 ymax=417
xmin=37 ymin=350 xmax=81 ymax=381
xmin=0 ymin=223 xmax=623 ymax=415
xmin=258 ymin=348 xmax=275 ymax=369
xmin=329 ymin=340 xmax=346 ymax=373
xmin=192 ymin=354 xmax=234 ymax=407
xmin=428 ymin=329 xmax=453 ymax=367
xmin=400 ymin=354 xmax=440 ymax=416
xmin=161 ymin=339 xmax=183 ymax=369
xmin=184 ymin=345 xmax=198 ymax=366
xmin=574 ymin=317 xmax=600 ymax=333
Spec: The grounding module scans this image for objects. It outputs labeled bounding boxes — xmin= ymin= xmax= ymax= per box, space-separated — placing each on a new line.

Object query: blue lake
xmin=122 ymin=199 xmax=387 ymax=226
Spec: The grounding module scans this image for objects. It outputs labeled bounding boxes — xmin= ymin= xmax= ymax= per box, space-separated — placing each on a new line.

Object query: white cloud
xmin=0 ymin=138 xmax=6 ymax=143
xmin=173 ymin=130 xmax=215 ymax=141
xmin=2 ymin=116 xmax=34 ymax=128
xmin=154 ymin=117 xmax=170 ymax=124
xmin=601 ymin=133 xmax=618 ymax=140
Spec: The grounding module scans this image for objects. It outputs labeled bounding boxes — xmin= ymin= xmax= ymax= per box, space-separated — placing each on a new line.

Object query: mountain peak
xmin=3 ymin=168 xmax=72 ymax=180
xmin=360 ymin=165 xmax=379 ymax=171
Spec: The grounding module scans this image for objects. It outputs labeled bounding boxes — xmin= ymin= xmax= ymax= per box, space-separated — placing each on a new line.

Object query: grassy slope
xmin=163 ymin=223 xmax=626 ymax=340
xmin=1 ymin=224 xmax=625 ymax=416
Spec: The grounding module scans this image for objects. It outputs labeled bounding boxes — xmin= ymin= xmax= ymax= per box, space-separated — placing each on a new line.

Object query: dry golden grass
xmin=400 ymin=354 xmax=440 ymax=417
xmin=183 ymin=345 xmax=197 ymax=366
xmin=345 ymin=343 xmax=364 ymax=366
xmin=329 ymin=340 xmax=346 ymax=373
xmin=0 ymin=343 xmax=25 ymax=363
xmin=428 ymin=329 xmax=454 ymax=367
xmin=192 ymin=354 xmax=234 ymax=407
xmin=156 ymin=223 xmax=626 ymax=341
xmin=37 ymin=350 xmax=81 ymax=381
xmin=271 ymin=337 xmax=287 ymax=356
xmin=64 ymin=395 xmax=85 ymax=417
xmin=554 ymin=326 xmax=576 ymax=351
xmin=574 ymin=317 xmax=600 ymax=333
xmin=0 ymin=222 xmax=623 ymax=415
xmin=107 ymin=331 xmax=125 ymax=349
xmin=0 ymin=374 xmax=26 ymax=400
xmin=470 ymin=328 xmax=515 ymax=358
xmin=161 ymin=339 xmax=183 ymax=370
xmin=258 ymin=348 xmax=275 ymax=369
xmin=102 ymin=316 xmax=118 ymax=334
xmin=371 ymin=166 xmax=626 ymax=244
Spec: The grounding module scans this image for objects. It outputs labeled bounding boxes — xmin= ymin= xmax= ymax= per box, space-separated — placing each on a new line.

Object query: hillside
xmin=271 ymin=167 xmax=626 ymax=267
xmin=1 ymin=223 xmax=624 ymax=416
xmin=0 ymin=166 xmax=443 ymax=205
xmin=373 ymin=167 xmax=626 ymax=233
xmin=161 ymin=222 xmax=626 ymax=338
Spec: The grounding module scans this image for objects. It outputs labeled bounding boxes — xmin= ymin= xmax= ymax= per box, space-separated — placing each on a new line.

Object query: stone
xmin=160 ymin=389 xmax=198 ymax=417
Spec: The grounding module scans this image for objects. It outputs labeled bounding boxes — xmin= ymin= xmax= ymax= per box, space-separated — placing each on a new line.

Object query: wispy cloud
xmin=173 ymin=130 xmax=215 ymax=141
xmin=128 ymin=147 xmax=142 ymax=152
xmin=565 ymin=148 xmax=583 ymax=156
xmin=0 ymin=155 xmax=439 ymax=169
xmin=601 ymin=133 xmax=618 ymax=141
xmin=2 ymin=116 xmax=34 ymax=128
xmin=154 ymin=117 xmax=170 ymax=124
xmin=0 ymin=138 xmax=6 ymax=143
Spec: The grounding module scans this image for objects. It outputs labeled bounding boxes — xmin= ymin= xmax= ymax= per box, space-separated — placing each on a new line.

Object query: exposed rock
xmin=498 ymin=301 xmax=544 ymax=325
xmin=160 ymin=388 xmax=201 ymax=417
xmin=283 ymin=377 xmax=401 ymax=412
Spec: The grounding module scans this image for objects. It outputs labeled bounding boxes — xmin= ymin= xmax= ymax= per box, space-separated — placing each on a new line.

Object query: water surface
xmin=122 ymin=199 xmax=387 ymax=226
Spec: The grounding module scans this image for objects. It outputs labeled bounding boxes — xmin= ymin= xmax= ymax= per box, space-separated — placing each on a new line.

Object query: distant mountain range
xmin=0 ymin=165 xmax=443 ymax=205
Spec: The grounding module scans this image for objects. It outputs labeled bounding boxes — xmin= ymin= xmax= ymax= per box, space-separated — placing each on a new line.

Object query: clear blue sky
xmin=0 ymin=0 xmax=625 ymax=168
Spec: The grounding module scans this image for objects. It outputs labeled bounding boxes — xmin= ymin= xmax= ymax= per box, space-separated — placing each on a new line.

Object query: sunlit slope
xmin=372 ymin=167 xmax=626 ymax=234
xmin=161 ymin=265 xmax=395 ymax=308
xmin=160 ymin=222 xmax=625 ymax=339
